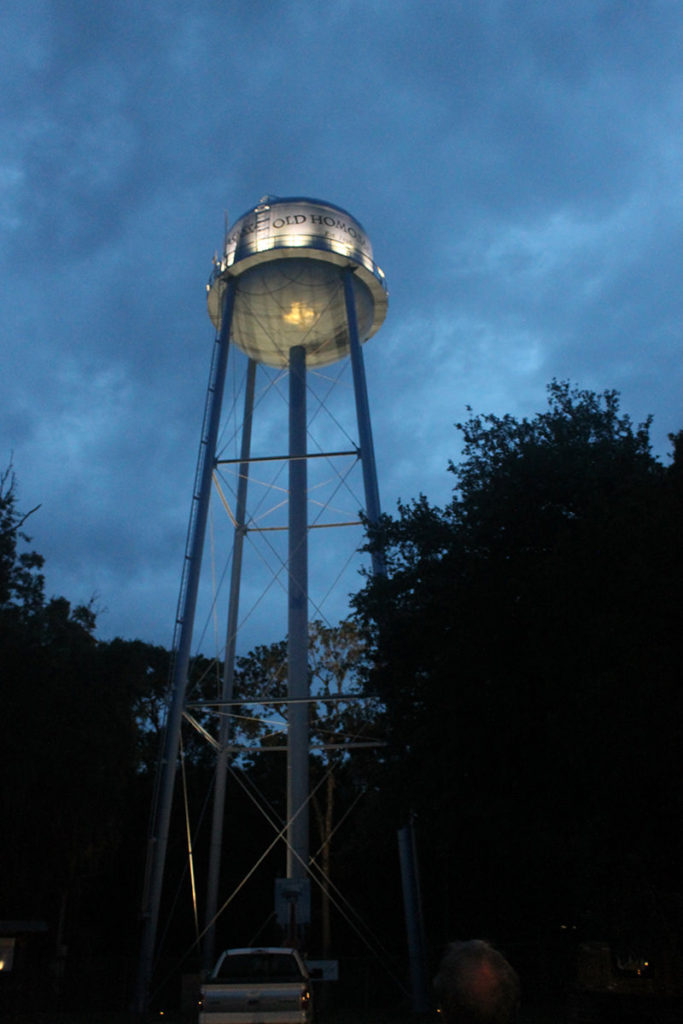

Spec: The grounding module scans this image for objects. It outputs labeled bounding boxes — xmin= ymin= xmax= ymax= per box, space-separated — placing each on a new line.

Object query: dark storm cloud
xmin=2 ymin=0 xmax=682 ymax=646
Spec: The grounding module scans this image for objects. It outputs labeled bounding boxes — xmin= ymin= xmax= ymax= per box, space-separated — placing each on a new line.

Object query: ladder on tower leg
xmin=171 ymin=328 xmax=224 ymax=656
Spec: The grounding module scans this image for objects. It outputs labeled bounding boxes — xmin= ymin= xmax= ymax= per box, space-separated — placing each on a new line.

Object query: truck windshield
xmin=215 ymin=953 xmax=302 ymax=983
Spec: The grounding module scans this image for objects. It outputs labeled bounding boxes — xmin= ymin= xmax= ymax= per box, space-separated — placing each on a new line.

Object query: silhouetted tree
xmin=353 ymin=381 xmax=683 ymax=952
xmin=0 ymin=465 xmax=173 ymax=1001
xmin=0 ymin=461 xmax=44 ymax=621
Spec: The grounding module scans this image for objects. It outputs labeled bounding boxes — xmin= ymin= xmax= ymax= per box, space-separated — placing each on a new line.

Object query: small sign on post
xmin=306 ymin=959 xmax=339 ymax=981
xmin=275 ymin=878 xmax=311 ymax=927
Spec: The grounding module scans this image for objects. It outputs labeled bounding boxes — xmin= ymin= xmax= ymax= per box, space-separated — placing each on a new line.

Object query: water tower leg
xmin=344 ymin=269 xmax=385 ymax=575
xmin=133 ymin=277 xmax=236 ymax=1015
xmin=287 ymin=344 xmax=309 ymax=886
xmin=203 ymin=357 xmax=257 ymax=971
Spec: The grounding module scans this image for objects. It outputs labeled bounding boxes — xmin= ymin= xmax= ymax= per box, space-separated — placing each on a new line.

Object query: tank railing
xmin=207 ymin=233 xmax=387 ymax=293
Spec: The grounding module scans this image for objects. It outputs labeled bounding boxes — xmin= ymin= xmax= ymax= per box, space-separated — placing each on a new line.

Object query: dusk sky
xmin=2 ymin=1 xmax=682 ymax=654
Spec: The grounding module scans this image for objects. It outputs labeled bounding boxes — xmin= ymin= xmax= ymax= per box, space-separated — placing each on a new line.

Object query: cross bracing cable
xmin=152 ymin=752 xmax=215 ymax=982
xmin=216 ymin=361 xmax=288 ymax=462
xmin=307 ymin=363 xmax=358 ymax=451
xmin=225 ymin=758 xmax=408 ymax=997
xmin=153 ymin=731 xmax=404 ymax=1004
xmin=164 ymin=759 xmax=330 ymax=974
xmin=215 ymin=357 xmax=246 ymax=460
xmin=179 ymin=736 xmax=200 ymax=940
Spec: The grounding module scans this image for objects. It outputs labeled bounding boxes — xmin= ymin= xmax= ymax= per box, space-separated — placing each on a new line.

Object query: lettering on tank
xmin=224 ymin=208 xmax=370 ymax=256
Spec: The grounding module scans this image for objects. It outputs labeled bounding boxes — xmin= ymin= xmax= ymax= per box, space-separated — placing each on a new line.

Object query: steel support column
xmin=344 ymin=268 xmax=385 ymax=576
xmin=202 ymin=356 xmax=256 ymax=971
xmin=133 ymin=277 xmax=236 ymax=1015
xmin=286 ymin=344 xmax=309 ymax=882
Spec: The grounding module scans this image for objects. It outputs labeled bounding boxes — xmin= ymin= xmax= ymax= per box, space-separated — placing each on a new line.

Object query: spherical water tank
xmin=207 ymin=196 xmax=388 ymax=369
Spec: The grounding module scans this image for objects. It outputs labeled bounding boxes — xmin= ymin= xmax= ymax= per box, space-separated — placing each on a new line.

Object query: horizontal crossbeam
xmin=216 ymin=449 xmax=358 ymax=465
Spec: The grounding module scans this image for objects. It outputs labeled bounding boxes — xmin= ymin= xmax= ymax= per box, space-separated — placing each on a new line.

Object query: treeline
xmin=1 ymin=380 xmax=682 ymax=1011
xmin=352 ymin=381 xmax=683 ymax=983
xmin=1 ymin=465 xmax=173 ymax=1008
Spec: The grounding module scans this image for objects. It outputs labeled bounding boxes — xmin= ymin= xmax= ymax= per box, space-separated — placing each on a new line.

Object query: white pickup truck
xmin=199 ymin=947 xmax=313 ymax=1024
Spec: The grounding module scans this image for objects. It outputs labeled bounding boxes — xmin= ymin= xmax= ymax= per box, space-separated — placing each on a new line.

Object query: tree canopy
xmin=0 ymin=466 xmax=171 ymax=1008
xmin=353 ymin=381 xmax=683 ymax=950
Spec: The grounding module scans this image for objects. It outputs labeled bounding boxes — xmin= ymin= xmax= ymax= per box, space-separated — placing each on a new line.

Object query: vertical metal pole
xmin=133 ymin=278 xmax=236 ymax=1015
xmin=343 ymin=269 xmax=385 ymax=576
xmin=287 ymin=345 xmax=309 ymax=882
xmin=203 ymin=357 xmax=256 ymax=971
xmin=398 ymin=819 xmax=430 ymax=1014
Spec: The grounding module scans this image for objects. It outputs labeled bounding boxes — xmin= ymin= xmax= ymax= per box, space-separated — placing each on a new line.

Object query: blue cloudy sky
xmin=2 ymin=0 xmax=682 ymax=653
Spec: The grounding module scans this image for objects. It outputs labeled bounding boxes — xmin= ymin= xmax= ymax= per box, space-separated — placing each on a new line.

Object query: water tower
xmin=135 ymin=196 xmax=387 ymax=1009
